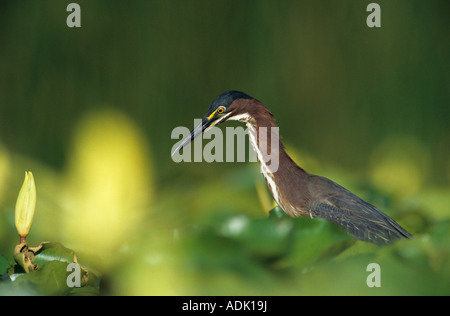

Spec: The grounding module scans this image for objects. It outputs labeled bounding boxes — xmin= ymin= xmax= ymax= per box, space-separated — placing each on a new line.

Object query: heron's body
xmin=173 ymin=91 xmax=412 ymax=245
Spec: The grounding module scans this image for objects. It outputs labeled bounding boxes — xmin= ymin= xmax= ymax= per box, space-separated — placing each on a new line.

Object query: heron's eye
xmin=217 ymin=106 xmax=225 ymax=114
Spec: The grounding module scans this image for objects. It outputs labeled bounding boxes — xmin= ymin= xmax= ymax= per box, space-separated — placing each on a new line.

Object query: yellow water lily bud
xmin=15 ymin=171 xmax=36 ymax=242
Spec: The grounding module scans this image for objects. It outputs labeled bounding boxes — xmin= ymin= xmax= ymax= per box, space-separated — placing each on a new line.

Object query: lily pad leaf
xmin=32 ymin=242 xmax=78 ymax=269
xmin=0 ymin=255 xmax=11 ymax=280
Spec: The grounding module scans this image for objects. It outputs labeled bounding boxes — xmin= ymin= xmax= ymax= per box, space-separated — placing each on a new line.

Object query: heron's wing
xmin=308 ymin=175 xmax=412 ymax=245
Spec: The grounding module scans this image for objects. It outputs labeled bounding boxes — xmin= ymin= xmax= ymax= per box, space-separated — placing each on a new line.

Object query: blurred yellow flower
xmin=15 ymin=171 xmax=36 ymax=242
xmin=62 ymin=109 xmax=154 ymax=270
xmin=370 ymin=136 xmax=430 ymax=198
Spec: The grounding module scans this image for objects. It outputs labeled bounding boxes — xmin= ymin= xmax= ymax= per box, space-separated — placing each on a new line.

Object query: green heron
xmin=172 ymin=91 xmax=412 ymax=245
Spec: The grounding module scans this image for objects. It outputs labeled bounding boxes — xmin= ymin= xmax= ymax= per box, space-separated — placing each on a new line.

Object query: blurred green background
xmin=0 ymin=0 xmax=449 ymax=295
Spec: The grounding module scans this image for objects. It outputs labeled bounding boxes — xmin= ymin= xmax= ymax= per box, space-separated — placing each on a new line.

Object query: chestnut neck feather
xmin=231 ymin=99 xmax=307 ymax=173
xmin=230 ymin=99 xmax=310 ymax=215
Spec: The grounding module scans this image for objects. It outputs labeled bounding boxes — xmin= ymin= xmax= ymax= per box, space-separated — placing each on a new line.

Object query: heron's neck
xmin=228 ymin=104 xmax=281 ymax=169
xmin=230 ymin=103 xmax=308 ymax=208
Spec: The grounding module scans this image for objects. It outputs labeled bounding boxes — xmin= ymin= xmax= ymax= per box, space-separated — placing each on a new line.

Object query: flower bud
xmin=15 ymin=171 xmax=36 ymax=242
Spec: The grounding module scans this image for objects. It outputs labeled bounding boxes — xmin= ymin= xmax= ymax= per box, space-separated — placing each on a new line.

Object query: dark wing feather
xmin=308 ymin=175 xmax=412 ymax=246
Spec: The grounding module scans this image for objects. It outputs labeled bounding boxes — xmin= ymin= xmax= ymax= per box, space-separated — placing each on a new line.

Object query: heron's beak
xmin=171 ymin=116 xmax=217 ymax=157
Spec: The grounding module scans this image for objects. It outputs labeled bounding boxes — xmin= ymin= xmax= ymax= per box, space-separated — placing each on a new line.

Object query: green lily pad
xmin=10 ymin=241 xmax=99 ymax=295
xmin=285 ymin=217 xmax=353 ymax=267
xmin=268 ymin=206 xmax=289 ymax=219
xmin=268 ymin=206 xmax=353 ymax=267
xmin=13 ymin=243 xmax=37 ymax=273
xmin=0 ymin=255 xmax=10 ymax=280
xmin=32 ymin=242 xmax=78 ymax=269
xmin=13 ymin=260 xmax=80 ymax=296
xmin=238 ymin=217 xmax=294 ymax=258
xmin=14 ymin=242 xmax=80 ymax=272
